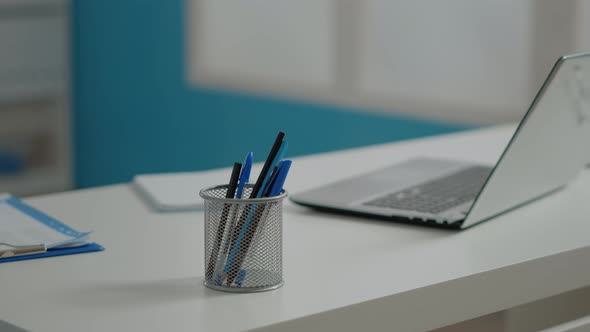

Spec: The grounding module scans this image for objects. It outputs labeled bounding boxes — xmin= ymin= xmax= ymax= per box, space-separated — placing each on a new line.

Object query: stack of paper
xmin=133 ymin=169 xmax=240 ymax=211
xmin=0 ymin=193 xmax=103 ymax=262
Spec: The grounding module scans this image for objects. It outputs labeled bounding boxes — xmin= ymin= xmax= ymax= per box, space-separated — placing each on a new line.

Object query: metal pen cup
xmin=200 ymin=184 xmax=287 ymax=293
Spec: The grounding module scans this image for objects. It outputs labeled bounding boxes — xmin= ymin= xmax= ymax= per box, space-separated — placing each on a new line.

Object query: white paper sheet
xmin=0 ymin=198 xmax=89 ymax=250
xmin=133 ymin=166 xmax=262 ymax=211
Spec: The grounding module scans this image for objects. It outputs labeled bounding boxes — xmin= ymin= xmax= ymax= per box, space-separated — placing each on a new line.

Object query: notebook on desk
xmin=133 ymin=166 xmax=262 ymax=212
xmin=133 ymin=171 xmax=229 ymax=211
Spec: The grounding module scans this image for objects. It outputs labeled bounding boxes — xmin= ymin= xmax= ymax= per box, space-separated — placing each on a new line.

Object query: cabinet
xmin=0 ymin=0 xmax=71 ymax=196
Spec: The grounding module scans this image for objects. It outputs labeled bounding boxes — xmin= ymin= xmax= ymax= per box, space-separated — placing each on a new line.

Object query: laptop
xmin=291 ymin=53 xmax=590 ymax=229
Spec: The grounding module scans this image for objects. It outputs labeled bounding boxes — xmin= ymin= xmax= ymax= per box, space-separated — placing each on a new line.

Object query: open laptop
xmin=291 ymin=53 xmax=590 ymax=229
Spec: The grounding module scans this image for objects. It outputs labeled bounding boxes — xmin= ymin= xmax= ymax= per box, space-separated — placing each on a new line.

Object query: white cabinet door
xmin=188 ymin=0 xmax=336 ymax=95
xmin=0 ymin=16 xmax=66 ymax=100
xmin=359 ymin=0 xmax=533 ymax=117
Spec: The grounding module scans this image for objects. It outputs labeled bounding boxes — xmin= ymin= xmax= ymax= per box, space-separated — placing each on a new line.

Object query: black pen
xmin=250 ymin=132 xmax=285 ymax=198
xmin=205 ymin=162 xmax=241 ymax=281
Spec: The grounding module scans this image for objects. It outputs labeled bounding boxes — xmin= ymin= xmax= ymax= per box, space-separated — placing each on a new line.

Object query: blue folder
xmin=0 ymin=196 xmax=104 ymax=264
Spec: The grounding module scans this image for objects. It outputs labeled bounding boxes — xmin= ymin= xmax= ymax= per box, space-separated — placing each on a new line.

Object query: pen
xmin=262 ymin=164 xmax=280 ymax=197
xmin=249 ymin=132 xmax=285 ymax=198
xmin=205 ymin=162 xmax=242 ymax=281
xmin=236 ymin=152 xmax=253 ymax=198
xmin=225 ymin=137 xmax=289 ymax=285
xmin=228 ymin=160 xmax=291 ymax=285
xmin=268 ymin=160 xmax=291 ymax=197
xmin=263 ymin=158 xmax=291 ymax=197
xmin=258 ymin=140 xmax=288 ymax=198
xmin=224 ymin=133 xmax=286 ymax=266
xmin=225 ymin=160 xmax=291 ymax=286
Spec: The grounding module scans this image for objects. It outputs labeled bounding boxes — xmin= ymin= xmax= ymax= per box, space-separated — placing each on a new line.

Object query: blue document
xmin=0 ymin=194 xmax=104 ymax=263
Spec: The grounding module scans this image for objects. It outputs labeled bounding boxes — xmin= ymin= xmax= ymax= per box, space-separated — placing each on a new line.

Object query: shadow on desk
xmin=65 ymin=277 xmax=230 ymax=308
xmin=285 ymin=203 xmax=463 ymax=262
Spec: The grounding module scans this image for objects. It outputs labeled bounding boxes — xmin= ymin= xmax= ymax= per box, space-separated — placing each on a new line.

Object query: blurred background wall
xmin=1 ymin=0 xmax=589 ymax=195
xmin=72 ymin=0 xmax=466 ymax=189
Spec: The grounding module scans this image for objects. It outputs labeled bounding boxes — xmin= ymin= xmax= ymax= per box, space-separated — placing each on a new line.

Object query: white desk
xmin=3 ymin=125 xmax=590 ymax=332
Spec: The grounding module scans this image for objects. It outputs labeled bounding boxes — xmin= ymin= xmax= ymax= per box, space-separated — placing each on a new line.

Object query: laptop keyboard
xmin=363 ymin=166 xmax=492 ymax=214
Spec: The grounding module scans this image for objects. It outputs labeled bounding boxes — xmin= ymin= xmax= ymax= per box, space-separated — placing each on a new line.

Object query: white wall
xmin=358 ymin=0 xmax=535 ymax=123
xmin=187 ymin=0 xmax=589 ymax=125
xmin=192 ymin=0 xmax=335 ymax=91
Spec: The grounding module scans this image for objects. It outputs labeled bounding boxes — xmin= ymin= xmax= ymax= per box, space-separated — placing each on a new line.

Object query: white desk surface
xmin=3 ymin=125 xmax=590 ymax=332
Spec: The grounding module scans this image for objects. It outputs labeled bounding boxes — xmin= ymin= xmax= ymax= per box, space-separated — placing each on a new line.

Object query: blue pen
xmin=223 ymin=141 xmax=288 ymax=281
xmin=268 ymin=160 xmax=291 ymax=197
xmin=236 ymin=269 xmax=247 ymax=287
xmin=262 ymin=161 xmax=283 ymax=197
xmin=263 ymin=159 xmax=289 ymax=197
xmin=236 ymin=152 xmax=253 ymax=198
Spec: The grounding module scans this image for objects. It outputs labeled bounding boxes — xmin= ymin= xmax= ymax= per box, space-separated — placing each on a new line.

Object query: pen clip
xmin=0 ymin=243 xmax=47 ymax=258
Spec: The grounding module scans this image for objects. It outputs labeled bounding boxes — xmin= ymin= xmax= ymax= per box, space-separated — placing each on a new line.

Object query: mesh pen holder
xmin=200 ymin=184 xmax=287 ymax=293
